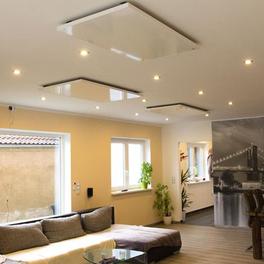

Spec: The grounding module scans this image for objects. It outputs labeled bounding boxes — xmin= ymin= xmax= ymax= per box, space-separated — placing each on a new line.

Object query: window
xmin=0 ymin=129 xmax=71 ymax=224
xmin=111 ymin=138 xmax=149 ymax=191
xmin=188 ymin=143 xmax=208 ymax=181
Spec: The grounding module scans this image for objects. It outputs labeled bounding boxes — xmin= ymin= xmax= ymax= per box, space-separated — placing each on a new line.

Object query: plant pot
xmin=182 ymin=210 xmax=186 ymax=222
xmin=141 ymin=182 xmax=148 ymax=189
xmin=163 ymin=215 xmax=172 ymax=225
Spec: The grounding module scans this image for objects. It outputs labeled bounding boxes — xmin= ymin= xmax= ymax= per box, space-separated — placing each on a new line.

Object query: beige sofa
xmin=1 ymin=207 xmax=181 ymax=264
xmin=5 ymin=225 xmax=127 ymax=264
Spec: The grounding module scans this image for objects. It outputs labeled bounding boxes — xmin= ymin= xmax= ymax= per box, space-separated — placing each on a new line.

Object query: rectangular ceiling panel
xmin=147 ymin=103 xmax=208 ymax=118
xmin=58 ymin=3 xmax=197 ymax=60
xmin=42 ymin=78 xmax=140 ymax=103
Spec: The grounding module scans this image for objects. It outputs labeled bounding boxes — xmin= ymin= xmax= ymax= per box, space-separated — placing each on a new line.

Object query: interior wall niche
xmin=179 ymin=141 xmax=211 ymax=184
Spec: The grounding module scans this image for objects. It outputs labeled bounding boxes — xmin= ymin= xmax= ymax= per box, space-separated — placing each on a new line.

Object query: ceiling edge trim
xmin=146 ymin=102 xmax=209 ymax=112
xmin=41 ymin=77 xmax=141 ymax=94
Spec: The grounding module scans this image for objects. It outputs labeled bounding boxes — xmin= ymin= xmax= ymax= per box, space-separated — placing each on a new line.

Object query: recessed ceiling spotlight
xmin=142 ymin=99 xmax=147 ymax=103
xmin=244 ymin=59 xmax=253 ymax=65
xmin=228 ymin=101 xmax=233 ymax=106
xmin=41 ymin=96 xmax=46 ymax=101
xmin=205 ymin=113 xmax=209 ymax=117
xmin=80 ymin=49 xmax=89 ymax=57
xmin=153 ymin=74 xmax=160 ymax=81
xmin=135 ymin=112 xmax=139 ymax=116
xmin=198 ymin=90 xmax=204 ymax=95
xmin=165 ymin=117 xmax=169 ymax=121
xmin=13 ymin=69 xmax=21 ymax=76
xmin=95 ymin=106 xmax=100 ymax=110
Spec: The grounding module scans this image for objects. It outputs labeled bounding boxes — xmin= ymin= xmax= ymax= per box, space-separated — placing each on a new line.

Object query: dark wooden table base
xmin=252 ymin=216 xmax=262 ymax=259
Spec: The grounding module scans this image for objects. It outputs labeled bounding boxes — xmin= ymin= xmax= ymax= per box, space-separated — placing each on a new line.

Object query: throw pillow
xmin=81 ymin=207 xmax=112 ymax=233
xmin=41 ymin=214 xmax=85 ymax=243
xmin=0 ymin=222 xmax=49 ymax=254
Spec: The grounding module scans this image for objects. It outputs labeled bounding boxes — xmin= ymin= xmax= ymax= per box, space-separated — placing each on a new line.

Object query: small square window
xmin=111 ymin=138 xmax=150 ymax=191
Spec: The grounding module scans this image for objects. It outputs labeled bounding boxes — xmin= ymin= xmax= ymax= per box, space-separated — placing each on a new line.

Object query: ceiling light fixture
xmin=153 ymin=74 xmax=160 ymax=81
xmin=41 ymin=96 xmax=46 ymax=101
xmin=205 ymin=113 xmax=209 ymax=117
xmin=244 ymin=59 xmax=253 ymax=65
xmin=142 ymin=99 xmax=147 ymax=103
xmin=165 ymin=117 xmax=169 ymax=121
xmin=95 ymin=106 xmax=100 ymax=110
xmin=228 ymin=101 xmax=233 ymax=106
xmin=13 ymin=69 xmax=21 ymax=76
xmin=80 ymin=49 xmax=89 ymax=57
xmin=198 ymin=90 xmax=204 ymax=95
xmin=135 ymin=112 xmax=139 ymax=116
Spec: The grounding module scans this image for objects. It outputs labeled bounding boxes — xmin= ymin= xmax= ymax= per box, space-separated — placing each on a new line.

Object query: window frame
xmin=111 ymin=137 xmax=150 ymax=192
xmin=187 ymin=143 xmax=209 ymax=181
xmin=0 ymin=128 xmax=71 ymax=224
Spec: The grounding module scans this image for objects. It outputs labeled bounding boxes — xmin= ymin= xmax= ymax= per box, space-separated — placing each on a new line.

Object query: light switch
xmin=73 ymin=181 xmax=81 ymax=194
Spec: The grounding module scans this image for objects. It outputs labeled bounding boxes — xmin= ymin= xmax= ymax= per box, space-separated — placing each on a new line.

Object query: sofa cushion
xmin=3 ymin=259 xmax=25 ymax=264
xmin=6 ymin=232 xmax=116 ymax=264
xmin=0 ymin=222 xmax=49 ymax=254
xmin=1 ymin=255 xmax=26 ymax=263
xmin=41 ymin=214 xmax=85 ymax=243
xmin=81 ymin=207 xmax=112 ymax=232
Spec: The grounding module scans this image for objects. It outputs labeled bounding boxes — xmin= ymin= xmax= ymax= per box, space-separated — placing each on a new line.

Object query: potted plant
xmin=139 ymin=162 xmax=152 ymax=189
xmin=181 ymin=188 xmax=192 ymax=221
xmin=181 ymin=169 xmax=192 ymax=222
xmin=153 ymin=183 xmax=174 ymax=225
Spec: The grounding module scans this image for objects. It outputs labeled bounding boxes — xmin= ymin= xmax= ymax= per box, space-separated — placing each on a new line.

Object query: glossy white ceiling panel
xmin=147 ymin=103 xmax=208 ymax=118
xmin=57 ymin=2 xmax=197 ymax=60
xmin=42 ymin=78 xmax=141 ymax=103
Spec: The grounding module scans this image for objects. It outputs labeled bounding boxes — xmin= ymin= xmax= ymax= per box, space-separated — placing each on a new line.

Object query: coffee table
xmin=83 ymin=248 xmax=147 ymax=264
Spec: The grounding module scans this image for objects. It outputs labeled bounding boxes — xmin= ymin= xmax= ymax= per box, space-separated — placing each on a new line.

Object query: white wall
xmin=186 ymin=181 xmax=214 ymax=213
xmin=162 ymin=119 xmax=213 ymax=221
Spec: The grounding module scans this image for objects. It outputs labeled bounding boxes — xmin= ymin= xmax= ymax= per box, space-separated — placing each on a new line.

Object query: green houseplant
xmin=181 ymin=169 xmax=192 ymax=222
xmin=139 ymin=162 xmax=152 ymax=189
xmin=153 ymin=183 xmax=174 ymax=225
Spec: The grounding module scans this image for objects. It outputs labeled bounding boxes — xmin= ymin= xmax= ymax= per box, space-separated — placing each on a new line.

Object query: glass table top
xmin=83 ymin=249 xmax=146 ymax=264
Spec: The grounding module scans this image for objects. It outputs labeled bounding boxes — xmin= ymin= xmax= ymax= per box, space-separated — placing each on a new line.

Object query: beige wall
xmin=0 ymin=106 xmax=162 ymax=225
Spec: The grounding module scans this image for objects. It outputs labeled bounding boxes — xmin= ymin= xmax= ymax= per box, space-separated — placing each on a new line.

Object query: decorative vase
xmin=163 ymin=215 xmax=172 ymax=225
xmin=141 ymin=182 xmax=148 ymax=189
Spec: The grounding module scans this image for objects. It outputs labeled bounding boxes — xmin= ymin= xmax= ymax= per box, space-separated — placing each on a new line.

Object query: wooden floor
xmin=185 ymin=207 xmax=214 ymax=226
xmin=158 ymin=224 xmax=264 ymax=263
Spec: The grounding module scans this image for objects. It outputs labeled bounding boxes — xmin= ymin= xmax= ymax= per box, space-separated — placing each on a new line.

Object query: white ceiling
xmin=0 ymin=0 xmax=264 ymax=124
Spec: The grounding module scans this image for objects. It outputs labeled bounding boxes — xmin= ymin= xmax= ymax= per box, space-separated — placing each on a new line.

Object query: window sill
xmin=187 ymin=180 xmax=211 ymax=185
xmin=111 ymin=188 xmax=152 ymax=196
